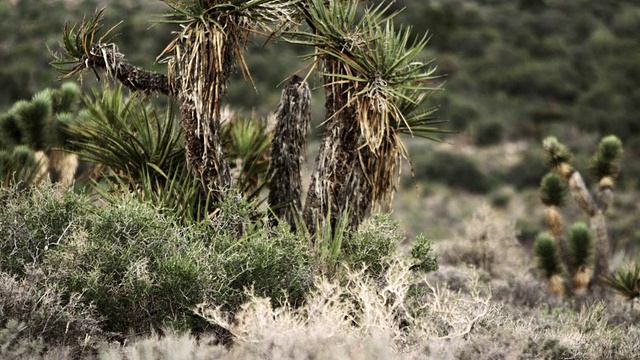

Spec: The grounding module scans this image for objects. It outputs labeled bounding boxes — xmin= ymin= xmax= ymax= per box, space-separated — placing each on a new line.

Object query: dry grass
xmin=97 ymin=261 xmax=494 ymax=360
xmin=436 ymin=204 xmax=525 ymax=277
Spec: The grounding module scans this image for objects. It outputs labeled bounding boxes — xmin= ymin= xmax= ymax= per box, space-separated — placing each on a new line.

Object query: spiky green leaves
xmin=0 ymin=113 xmax=21 ymax=150
xmin=221 ymin=116 xmax=272 ymax=197
xmin=534 ymin=233 xmax=564 ymax=279
xmin=540 ymin=172 xmax=567 ymax=207
xmin=543 ymin=136 xmax=572 ymax=169
xmin=0 ymin=146 xmax=43 ymax=187
xmin=11 ymin=95 xmax=52 ymax=150
xmin=0 ymin=83 xmax=82 ymax=152
xmin=50 ymin=8 xmax=121 ymax=80
xmin=605 ymin=262 xmax=640 ymax=301
xmin=293 ymin=0 xmax=442 ymax=147
xmin=69 ymin=85 xmax=184 ymax=181
xmin=568 ymin=222 xmax=593 ymax=270
xmin=591 ymin=135 xmax=623 ymax=183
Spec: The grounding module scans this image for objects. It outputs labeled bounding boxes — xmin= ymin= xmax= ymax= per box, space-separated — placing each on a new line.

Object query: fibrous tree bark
xmin=268 ymin=75 xmax=311 ymax=230
xmin=303 ymin=57 xmax=362 ymax=235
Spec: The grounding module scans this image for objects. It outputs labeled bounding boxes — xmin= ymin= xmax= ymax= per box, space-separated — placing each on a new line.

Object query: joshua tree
xmin=0 ymin=83 xmax=82 ymax=189
xmin=534 ymin=135 xmax=623 ymax=296
xmin=50 ymin=0 xmax=445 ymax=231
xmin=293 ymin=0 xmax=444 ymax=233
xmin=51 ymin=2 xmax=295 ymax=201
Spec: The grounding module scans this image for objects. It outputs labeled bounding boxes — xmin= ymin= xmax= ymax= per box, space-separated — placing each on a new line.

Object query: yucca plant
xmin=534 ymin=232 xmax=566 ymax=296
xmin=534 ymin=135 xmax=623 ymax=295
xmin=0 ymin=146 xmax=46 ymax=189
xmin=65 ymin=84 xmax=216 ymax=222
xmin=221 ymin=114 xmax=272 ymax=198
xmin=604 ymin=262 xmax=640 ymax=304
xmin=51 ymin=2 xmax=295 ymax=200
xmin=291 ymin=0 xmax=445 ymax=233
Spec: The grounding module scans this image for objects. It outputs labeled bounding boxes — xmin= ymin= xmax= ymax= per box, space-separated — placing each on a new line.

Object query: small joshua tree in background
xmin=534 ymin=135 xmax=623 ymax=296
xmin=0 ymin=83 xmax=81 ymax=189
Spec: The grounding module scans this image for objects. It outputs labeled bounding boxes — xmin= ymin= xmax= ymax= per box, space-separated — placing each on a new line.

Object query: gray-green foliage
xmin=341 ymin=214 xmax=405 ymax=277
xmin=0 ymin=184 xmax=313 ymax=335
xmin=0 ymin=269 xmax=103 ymax=357
xmin=411 ymin=235 xmax=439 ymax=273
xmin=0 ymin=185 xmax=87 ymax=274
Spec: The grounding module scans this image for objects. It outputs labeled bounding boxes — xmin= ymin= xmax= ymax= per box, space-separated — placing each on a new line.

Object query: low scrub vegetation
xmin=2 ymin=184 xmax=639 ymax=359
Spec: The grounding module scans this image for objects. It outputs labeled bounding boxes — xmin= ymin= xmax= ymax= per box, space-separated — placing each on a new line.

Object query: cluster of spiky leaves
xmin=590 ymin=135 xmax=623 ymax=182
xmin=221 ymin=115 xmax=271 ymax=197
xmin=65 ymin=85 xmax=215 ymax=222
xmin=291 ymin=0 xmax=445 ymax=209
xmin=49 ymin=9 xmax=121 ymax=81
xmin=64 ymin=85 xmax=273 ymax=222
xmin=533 ymin=233 xmax=564 ymax=278
xmin=0 ymin=83 xmax=81 ymax=187
xmin=604 ymin=262 xmax=640 ymax=301
xmin=540 ymin=172 xmax=567 ymax=207
xmin=158 ymin=0 xmax=298 ymax=123
xmin=542 ymin=136 xmax=572 ymax=170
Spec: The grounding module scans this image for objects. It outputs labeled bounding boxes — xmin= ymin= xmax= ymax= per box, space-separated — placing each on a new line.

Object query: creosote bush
xmin=0 ymin=185 xmax=88 ymax=275
xmin=0 ymin=183 xmax=432 ymax=349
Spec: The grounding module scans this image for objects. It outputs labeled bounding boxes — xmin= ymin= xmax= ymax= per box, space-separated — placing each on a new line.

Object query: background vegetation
xmin=2 ymin=0 xmax=640 ymax=358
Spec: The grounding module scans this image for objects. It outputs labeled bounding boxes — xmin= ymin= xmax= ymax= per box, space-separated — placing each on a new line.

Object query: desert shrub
xmin=0 ymin=267 xmax=103 ymax=357
xmin=502 ymin=145 xmax=547 ymax=189
xmin=43 ymin=198 xmax=219 ymax=334
xmin=437 ymin=205 xmax=522 ymax=277
xmin=410 ymin=236 xmax=439 ymax=273
xmin=0 ymin=185 xmax=87 ymax=275
xmin=412 ymin=151 xmax=491 ymax=193
xmin=340 ymin=214 xmax=406 ymax=277
xmin=42 ymin=193 xmax=313 ymax=335
xmin=471 ymin=120 xmax=504 ymax=146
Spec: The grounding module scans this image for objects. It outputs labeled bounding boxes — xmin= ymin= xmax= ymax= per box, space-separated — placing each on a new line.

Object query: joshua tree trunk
xmin=167 ymin=27 xmax=241 ymax=198
xmin=303 ymin=58 xmax=364 ymax=235
xmin=268 ymin=75 xmax=311 ymax=230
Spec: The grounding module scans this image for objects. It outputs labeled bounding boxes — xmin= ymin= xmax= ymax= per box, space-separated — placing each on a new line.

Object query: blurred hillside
xmin=4 ymin=0 xmax=640 ymax=136
xmin=2 ymin=0 xmax=639 ymax=243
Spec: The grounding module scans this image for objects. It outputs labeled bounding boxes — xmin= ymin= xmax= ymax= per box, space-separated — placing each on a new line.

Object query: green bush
xmin=0 ymin=185 xmax=312 ymax=336
xmin=412 ymin=151 xmax=491 ymax=193
xmin=340 ymin=214 xmax=405 ymax=277
xmin=411 ymin=235 xmax=439 ymax=273
xmin=44 ymin=195 xmax=313 ymax=334
xmin=0 ymin=185 xmax=87 ymax=275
